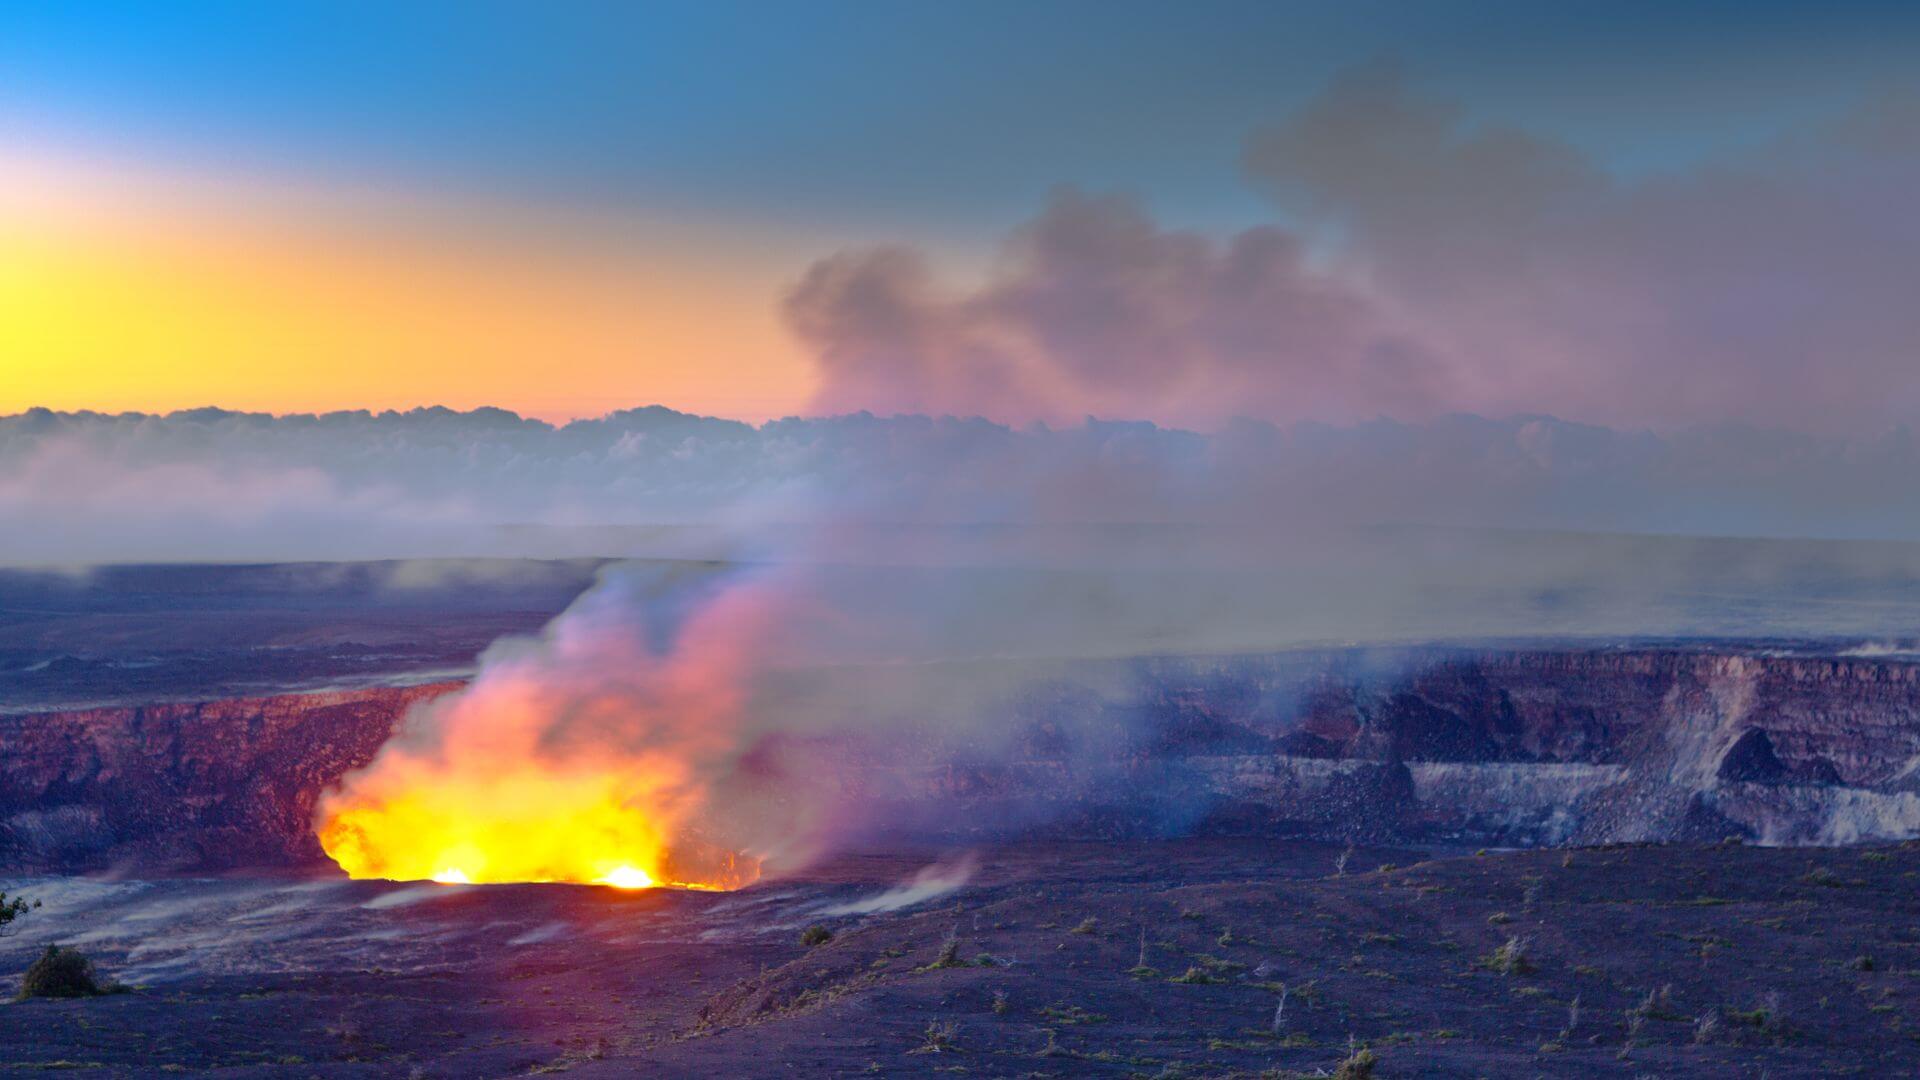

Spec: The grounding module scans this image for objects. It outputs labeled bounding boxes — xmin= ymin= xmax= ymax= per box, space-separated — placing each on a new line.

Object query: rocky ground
xmin=7 ymin=837 xmax=1920 ymax=1077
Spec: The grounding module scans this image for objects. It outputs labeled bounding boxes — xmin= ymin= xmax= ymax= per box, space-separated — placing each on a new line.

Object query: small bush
xmin=1725 ymin=990 xmax=1789 ymax=1037
xmin=1171 ymin=965 xmax=1223 ymax=985
xmin=1334 ymin=1045 xmax=1377 ymax=1079
xmin=915 ymin=937 xmax=967 ymax=971
xmin=20 ymin=946 xmax=104 ymax=999
xmin=1632 ymin=984 xmax=1683 ymax=1022
xmin=1850 ymin=954 xmax=1875 ymax=972
xmin=0 ymin=892 xmax=38 ymax=934
xmin=909 ymin=1020 xmax=960 ymax=1054
xmin=1036 ymin=1003 xmax=1106 ymax=1025
xmin=1800 ymin=866 xmax=1859 ymax=888
xmin=799 ymin=924 xmax=833 ymax=947
xmin=1480 ymin=936 xmax=1533 ymax=976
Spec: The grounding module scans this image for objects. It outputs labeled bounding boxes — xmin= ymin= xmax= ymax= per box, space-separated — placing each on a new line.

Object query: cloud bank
xmin=11 ymin=406 xmax=1920 ymax=567
xmin=794 ymin=65 xmax=1920 ymax=432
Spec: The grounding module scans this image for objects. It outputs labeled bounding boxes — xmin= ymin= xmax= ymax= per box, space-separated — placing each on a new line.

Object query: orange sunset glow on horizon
xmin=0 ymin=149 xmax=818 ymax=422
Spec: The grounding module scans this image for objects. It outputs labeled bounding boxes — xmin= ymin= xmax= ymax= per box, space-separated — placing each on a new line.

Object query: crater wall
xmin=8 ymin=647 xmax=1920 ymax=871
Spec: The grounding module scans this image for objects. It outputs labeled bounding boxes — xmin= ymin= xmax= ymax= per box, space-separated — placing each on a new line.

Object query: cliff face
xmin=8 ymin=647 xmax=1920 ymax=872
xmin=0 ymin=683 xmax=453 ymax=871
xmin=872 ymin=648 xmax=1920 ymax=848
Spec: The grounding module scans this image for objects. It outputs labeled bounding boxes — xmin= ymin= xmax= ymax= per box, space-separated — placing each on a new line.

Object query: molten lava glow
xmin=597 ymin=865 xmax=656 ymax=890
xmin=319 ymin=760 xmax=758 ymax=890
xmin=315 ymin=572 xmax=774 ymax=893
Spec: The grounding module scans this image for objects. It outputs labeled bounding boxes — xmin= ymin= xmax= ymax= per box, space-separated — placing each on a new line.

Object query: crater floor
xmin=6 ymin=837 xmax=1919 ymax=1077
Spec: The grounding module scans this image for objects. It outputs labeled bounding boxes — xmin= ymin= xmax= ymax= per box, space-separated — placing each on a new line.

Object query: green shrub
xmin=1480 ymin=936 xmax=1534 ymax=976
xmin=0 ymin=892 xmax=37 ymax=932
xmin=915 ymin=937 xmax=967 ymax=971
xmin=20 ymin=946 xmax=104 ymax=999
xmin=798 ymin=924 xmax=833 ymax=947
xmin=1170 ymin=965 xmax=1223 ymax=985
xmin=1334 ymin=1045 xmax=1377 ymax=1079
xmin=908 ymin=1020 xmax=960 ymax=1054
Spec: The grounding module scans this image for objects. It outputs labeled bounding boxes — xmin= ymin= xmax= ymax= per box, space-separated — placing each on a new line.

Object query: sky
xmin=6 ymin=1 xmax=1920 ymax=426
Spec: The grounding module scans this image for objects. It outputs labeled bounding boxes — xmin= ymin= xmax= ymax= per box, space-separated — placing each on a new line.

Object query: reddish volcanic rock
xmin=10 ymin=646 xmax=1920 ymax=872
xmin=0 ymin=683 xmax=457 ymax=871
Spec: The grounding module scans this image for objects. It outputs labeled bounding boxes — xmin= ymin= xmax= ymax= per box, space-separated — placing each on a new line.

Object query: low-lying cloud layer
xmin=11 ymin=405 xmax=1920 ymax=567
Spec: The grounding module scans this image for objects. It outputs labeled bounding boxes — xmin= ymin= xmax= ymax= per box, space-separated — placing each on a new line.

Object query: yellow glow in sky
xmin=0 ymin=150 xmax=816 ymax=422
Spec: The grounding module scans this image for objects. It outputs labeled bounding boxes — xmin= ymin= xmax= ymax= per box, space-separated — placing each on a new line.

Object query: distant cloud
xmin=9 ymin=406 xmax=1920 ymax=565
xmin=1246 ymin=63 xmax=1920 ymax=431
xmin=791 ymin=64 xmax=1920 ymax=433
xmin=788 ymin=188 xmax=1446 ymax=427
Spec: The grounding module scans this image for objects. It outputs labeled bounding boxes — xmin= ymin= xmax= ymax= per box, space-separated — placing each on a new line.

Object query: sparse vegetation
xmin=0 ymin=892 xmax=38 ymax=936
xmin=1170 ymin=965 xmax=1224 ymax=985
xmin=799 ymin=924 xmax=833 ymax=947
xmin=1559 ymin=994 xmax=1581 ymax=1041
xmin=1724 ymin=990 xmax=1790 ymax=1039
xmin=1164 ymin=957 xmax=1246 ymax=988
xmin=19 ymin=946 xmax=107 ymax=999
xmin=1631 ymin=984 xmax=1683 ymax=1022
xmin=909 ymin=1020 xmax=961 ymax=1055
xmin=1036 ymin=1003 xmax=1106 ymax=1025
xmin=1479 ymin=936 xmax=1533 ymax=976
xmin=1333 ymin=1043 xmax=1377 ymax=1079
xmin=916 ymin=932 xmax=967 ymax=972
xmin=1800 ymin=865 xmax=1860 ymax=888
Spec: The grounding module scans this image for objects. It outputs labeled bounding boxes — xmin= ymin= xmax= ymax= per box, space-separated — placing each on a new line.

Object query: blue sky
xmin=9 ymin=0 xmax=1917 ymax=237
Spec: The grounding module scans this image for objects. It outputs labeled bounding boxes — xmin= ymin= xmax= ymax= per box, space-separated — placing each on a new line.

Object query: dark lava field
xmin=8 ymin=839 xmax=1920 ymax=1077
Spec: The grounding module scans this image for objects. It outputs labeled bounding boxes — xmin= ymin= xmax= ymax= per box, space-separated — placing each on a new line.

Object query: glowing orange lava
xmin=315 ymin=568 xmax=780 ymax=894
xmin=318 ymin=762 xmax=760 ymax=890
xmin=597 ymin=865 xmax=655 ymax=889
